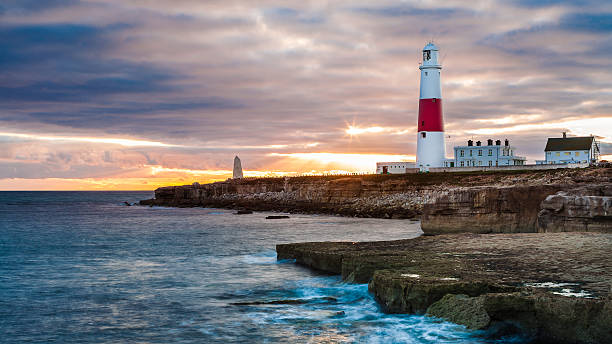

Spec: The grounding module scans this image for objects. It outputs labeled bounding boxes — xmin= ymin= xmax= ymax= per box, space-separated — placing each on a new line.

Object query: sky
xmin=1 ymin=0 xmax=611 ymax=190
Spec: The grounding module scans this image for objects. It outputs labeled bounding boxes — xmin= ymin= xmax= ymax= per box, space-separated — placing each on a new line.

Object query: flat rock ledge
xmin=276 ymin=232 xmax=612 ymax=344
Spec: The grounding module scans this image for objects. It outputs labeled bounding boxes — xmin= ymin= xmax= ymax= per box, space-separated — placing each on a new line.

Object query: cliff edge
xmin=141 ymin=168 xmax=611 ymax=234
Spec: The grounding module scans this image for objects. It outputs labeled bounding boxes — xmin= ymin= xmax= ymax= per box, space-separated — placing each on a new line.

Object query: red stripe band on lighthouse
xmin=417 ymin=98 xmax=444 ymax=132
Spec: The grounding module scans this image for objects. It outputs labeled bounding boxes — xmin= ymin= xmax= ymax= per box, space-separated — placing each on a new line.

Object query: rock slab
xmin=277 ymin=232 xmax=612 ymax=343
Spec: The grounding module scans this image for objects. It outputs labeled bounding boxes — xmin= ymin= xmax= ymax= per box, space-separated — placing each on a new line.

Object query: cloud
xmin=559 ymin=13 xmax=612 ymax=33
xmin=0 ymin=0 xmax=610 ymax=189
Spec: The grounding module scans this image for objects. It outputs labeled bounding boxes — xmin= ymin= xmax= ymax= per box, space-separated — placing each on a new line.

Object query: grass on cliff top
xmin=232 ymin=168 xmax=591 ymax=186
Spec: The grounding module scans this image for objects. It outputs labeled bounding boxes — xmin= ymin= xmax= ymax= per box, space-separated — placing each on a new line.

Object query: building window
xmin=478 ymin=150 xmax=482 ymax=156
xmin=460 ymin=150 xmax=464 ymax=157
xmin=469 ymin=150 xmax=473 ymax=156
xmin=488 ymin=149 xmax=492 ymax=156
xmin=479 ymin=160 xmax=482 ymax=166
xmin=488 ymin=161 xmax=492 ymax=166
xmin=422 ymin=132 xmax=426 ymax=138
xmin=575 ymin=152 xmax=580 ymax=156
xmin=556 ymin=152 xmax=560 ymax=157
xmin=460 ymin=161 xmax=464 ymax=167
xmin=565 ymin=152 xmax=571 ymax=156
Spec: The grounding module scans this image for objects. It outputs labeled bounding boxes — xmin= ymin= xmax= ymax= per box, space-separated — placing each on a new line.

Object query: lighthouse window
xmin=421 ymin=132 xmax=426 ymax=138
xmin=423 ymin=50 xmax=431 ymax=60
xmin=425 ymin=72 xmax=428 ymax=76
xmin=422 ymin=121 xmax=424 ymax=126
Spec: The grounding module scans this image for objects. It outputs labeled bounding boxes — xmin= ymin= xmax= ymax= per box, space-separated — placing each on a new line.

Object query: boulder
xmin=538 ymin=184 xmax=612 ymax=233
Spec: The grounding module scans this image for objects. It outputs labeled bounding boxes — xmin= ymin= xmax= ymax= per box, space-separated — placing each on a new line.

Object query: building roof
xmin=544 ymin=137 xmax=594 ymax=151
xmin=423 ymin=42 xmax=438 ymax=51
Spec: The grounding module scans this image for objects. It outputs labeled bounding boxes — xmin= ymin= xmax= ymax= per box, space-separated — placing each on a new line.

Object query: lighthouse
xmin=416 ymin=42 xmax=445 ymax=171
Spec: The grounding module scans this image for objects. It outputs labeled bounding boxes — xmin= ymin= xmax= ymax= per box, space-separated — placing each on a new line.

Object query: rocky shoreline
xmin=140 ymin=167 xmax=611 ymax=341
xmin=140 ymin=168 xmax=611 ymax=234
xmin=277 ymin=233 xmax=612 ymax=343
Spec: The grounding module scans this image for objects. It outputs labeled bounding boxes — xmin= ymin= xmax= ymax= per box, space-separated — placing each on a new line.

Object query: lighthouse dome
xmin=423 ymin=42 xmax=439 ymax=51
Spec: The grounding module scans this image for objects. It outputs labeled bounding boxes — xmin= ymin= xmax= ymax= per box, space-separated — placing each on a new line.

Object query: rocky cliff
xmin=538 ymin=184 xmax=611 ymax=233
xmin=141 ymin=168 xmax=611 ymax=233
xmin=277 ymin=232 xmax=612 ymax=343
xmin=420 ymin=185 xmax=565 ymax=234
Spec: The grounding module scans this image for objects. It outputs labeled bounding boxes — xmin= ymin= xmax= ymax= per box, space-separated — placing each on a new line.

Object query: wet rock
xmin=368 ymin=272 xmax=514 ymax=314
xmin=426 ymin=294 xmax=491 ymax=329
xmin=277 ymin=232 xmax=612 ymax=343
xmin=234 ymin=210 xmax=253 ymax=214
xmin=426 ymin=291 xmax=612 ymax=344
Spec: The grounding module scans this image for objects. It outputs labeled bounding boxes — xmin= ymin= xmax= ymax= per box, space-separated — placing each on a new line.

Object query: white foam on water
xmin=232 ymin=276 xmax=526 ymax=343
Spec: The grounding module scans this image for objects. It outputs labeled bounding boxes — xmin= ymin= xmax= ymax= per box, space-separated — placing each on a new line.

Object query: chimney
xmin=563 ymin=132 xmax=567 ymax=138
xmin=476 ymin=141 xmax=481 ymax=146
xmin=504 ymin=139 xmax=509 ymax=146
xmin=468 ymin=140 xmax=473 ymax=146
xmin=495 ymin=139 xmax=501 ymax=146
xmin=487 ymin=139 xmax=493 ymax=146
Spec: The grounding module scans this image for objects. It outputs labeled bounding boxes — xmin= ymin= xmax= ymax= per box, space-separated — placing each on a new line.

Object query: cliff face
xmin=420 ymin=185 xmax=565 ymax=234
xmin=143 ymin=174 xmax=460 ymax=218
xmin=538 ymin=184 xmax=612 ymax=233
xmin=142 ymin=168 xmax=612 ymax=233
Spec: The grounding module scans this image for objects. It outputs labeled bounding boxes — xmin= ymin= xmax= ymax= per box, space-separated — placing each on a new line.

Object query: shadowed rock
xmin=276 ymin=232 xmax=612 ymax=343
xmin=140 ymin=168 xmax=611 ymax=233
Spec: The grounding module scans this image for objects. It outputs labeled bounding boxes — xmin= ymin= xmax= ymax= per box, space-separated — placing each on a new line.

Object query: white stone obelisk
xmin=233 ymin=156 xmax=243 ymax=179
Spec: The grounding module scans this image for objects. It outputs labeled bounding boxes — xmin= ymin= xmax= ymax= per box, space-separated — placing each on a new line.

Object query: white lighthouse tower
xmin=416 ymin=42 xmax=446 ymax=171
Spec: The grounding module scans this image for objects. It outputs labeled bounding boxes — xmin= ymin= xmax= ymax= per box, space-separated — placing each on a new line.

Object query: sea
xmin=0 ymin=191 xmax=527 ymax=343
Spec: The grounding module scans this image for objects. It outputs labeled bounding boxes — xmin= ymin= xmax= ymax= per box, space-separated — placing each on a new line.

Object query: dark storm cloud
xmin=0 ymin=23 xmax=173 ymax=91
xmin=559 ymin=13 xmax=612 ymax=33
xmin=0 ymin=0 xmax=79 ymax=14
xmin=0 ymin=21 xmax=240 ymax=133
xmin=512 ymin=0 xmax=599 ymax=8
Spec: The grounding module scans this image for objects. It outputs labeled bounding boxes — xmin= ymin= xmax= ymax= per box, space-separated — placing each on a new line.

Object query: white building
xmin=536 ymin=133 xmax=599 ymax=165
xmin=376 ymin=162 xmax=416 ymax=174
xmin=445 ymin=139 xmax=526 ymax=167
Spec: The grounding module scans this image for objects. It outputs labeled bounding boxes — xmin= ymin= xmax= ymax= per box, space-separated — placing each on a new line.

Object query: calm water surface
xmin=0 ymin=192 xmax=525 ymax=343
